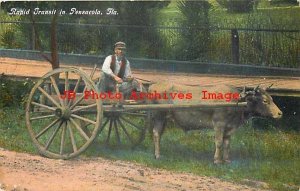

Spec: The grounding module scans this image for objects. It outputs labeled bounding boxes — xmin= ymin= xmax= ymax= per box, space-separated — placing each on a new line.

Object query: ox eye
xmin=263 ymin=100 xmax=268 ymax=104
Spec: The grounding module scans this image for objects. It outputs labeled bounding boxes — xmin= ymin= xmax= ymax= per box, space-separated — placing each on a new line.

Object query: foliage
xmin=111 ymin=1 xmax=170 ymax=58
xmin=0 ymin=75 xmax=34 ymax=108
xmin=216 ymin=0 xmax=257 ymax=13
xmin=1 ymin=2 xmax=60 ymax=69
xmin=176 ymin=0 xmax=211 ymax=61
xmin=207 ymin=6 xmax=300 ymax=67
xmin=0 ymin=10 xmax=24 ymax=49
xmin=1 ymin=1 xmax=169 ymax=59
xmin=1 ymin=2 xmax=300 ymax=67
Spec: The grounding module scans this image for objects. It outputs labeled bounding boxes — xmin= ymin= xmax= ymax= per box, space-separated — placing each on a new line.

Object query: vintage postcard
xmin=0 ymin=1 xmax=299 ymax=191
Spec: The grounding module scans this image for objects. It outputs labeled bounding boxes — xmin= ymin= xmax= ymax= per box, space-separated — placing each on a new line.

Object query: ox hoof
xmin=214 ymin=159 xmax=223 ymax=165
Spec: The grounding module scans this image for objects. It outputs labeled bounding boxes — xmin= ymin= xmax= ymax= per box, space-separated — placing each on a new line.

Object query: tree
xmin=1 ymin=1 xmax=170 ymax=61
xmin=2 ymin=1 xmax=60 ymax=70
xmin=177 ymin=0 xmax=211 ymax=61
xmin=113 ymin=1 xmax=170 ymax=58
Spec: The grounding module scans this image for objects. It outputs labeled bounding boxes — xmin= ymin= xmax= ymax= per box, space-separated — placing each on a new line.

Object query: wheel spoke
xmin=64 ymin=72 xmax=69 ymax=105
xmin=106 ymin=118 xmax=113 ymax=144
xmin=26 ymin=68 xmax=103 ymax=159
xmin=70 ymin=114 xmax=96 ymax=125
xmin=45 ymin=120 xmax=63 ymax=150
xmin=99 ymin=117 xmax=109 ymax=134
xmin=73 ymin=76 xmax=82 ymax=94
xmin=67 ymin=121 xmax=77 ymax=152
xmin=69 ymin=118 xmax=90 ymax=141
xmin=65 ymin=71 xmax=69 ymax=91
xmin=60 ymin=121 xmax=67 ymax=155
xmin=69 ymin=92 xmax=86 ymax=110
xmin=31 ymin=102 xmax=56 ymax=111
xmin=71 ymin=103 xmax=97 ymax=113
xmin=38 ymin=86 xmax=61 ymax=108
xmin=119 ymin=116 xmax=142 ymax=130
xmin=113 ymin=119 xmax=121 ymax=145
xmin=90 ymin=64 xmax=97 ymax=78
xmin=35 ymin=118 xmax=60 ymax=139
xmin=68 ymin=76 xmax=82 ymax=107
xmin=30 ymin=114 xmax=56 ymax=121
xmin=69 ymin=78 xmax=88 ymax=110
xmin=50 ymin=76 xmax=64 ymax=106
xmin=116 ymin=118 xmax=134 ymax=144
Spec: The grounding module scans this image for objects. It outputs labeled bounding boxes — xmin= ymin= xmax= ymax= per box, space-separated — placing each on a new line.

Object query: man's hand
xmin=126 ymin=76 xmax=134 ymax=82
xmin=113 ymin=75 xmax=123 ymax=83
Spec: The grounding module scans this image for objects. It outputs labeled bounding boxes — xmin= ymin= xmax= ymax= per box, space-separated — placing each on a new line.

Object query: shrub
xmin=269 ymin=0 xmax=298 ymax=6
xmin=0 ymin=74 xmax=34 ymax=108
xmin=176 ymin=0 xmax=211 ymax=61
xmin=216 ymin=0 xmax=256 ymax=13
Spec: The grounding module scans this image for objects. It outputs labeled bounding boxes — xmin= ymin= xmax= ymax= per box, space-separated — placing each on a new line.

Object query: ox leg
xmin=223 ymin=128 xmax=235 ymax=163
xmin=214 ymin=124 xmax=224 ymax=164
xmin=222 ymin=135 xmax=231 ymax=164
xmin=152 ymin=113 xmax=166 ymax=159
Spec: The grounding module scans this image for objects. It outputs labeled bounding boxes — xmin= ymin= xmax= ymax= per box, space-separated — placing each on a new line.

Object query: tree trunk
xmin=50 ymin=11 xmax=59 ymax=70
xmin=29 ymin=12 xmax=52 ymax=64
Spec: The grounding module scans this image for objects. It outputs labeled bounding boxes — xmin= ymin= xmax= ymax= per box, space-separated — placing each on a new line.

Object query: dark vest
xmin=110 ymin=55 xmax=127 ymax=78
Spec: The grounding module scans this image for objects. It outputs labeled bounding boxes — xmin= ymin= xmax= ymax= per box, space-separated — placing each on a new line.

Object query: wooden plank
xmin=103 ymin=102 xmax=247 ymax=112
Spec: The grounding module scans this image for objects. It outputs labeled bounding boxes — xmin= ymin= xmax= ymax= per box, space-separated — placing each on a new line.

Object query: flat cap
xmin=114 ymin=41 xmax=126 ymax=49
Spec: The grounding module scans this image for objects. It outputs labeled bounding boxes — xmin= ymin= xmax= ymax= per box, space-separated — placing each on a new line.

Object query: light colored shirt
xmin=102 ymin=55 xmax=132 ymax=78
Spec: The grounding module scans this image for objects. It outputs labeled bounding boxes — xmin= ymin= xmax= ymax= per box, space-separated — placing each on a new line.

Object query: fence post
xmin=31 ymin=24 xmax=35 ymax=50
xmin=231 ymin=29 xmax=239 ymax=64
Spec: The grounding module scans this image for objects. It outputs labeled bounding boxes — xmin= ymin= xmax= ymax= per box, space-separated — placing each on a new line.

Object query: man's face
xmin=115 ymin=48 xmax=125 ymax=57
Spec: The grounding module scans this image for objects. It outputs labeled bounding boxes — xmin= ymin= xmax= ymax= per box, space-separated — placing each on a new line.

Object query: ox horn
xmin=267 ymin=83 xmax=274 ymax=90
xmin=239 ymin=86 xmax=247 ymax=100
xmin=242 ymin=86 xmax=246 ymax=93
xmin=254 ymin=85 xmax=260 ymax=92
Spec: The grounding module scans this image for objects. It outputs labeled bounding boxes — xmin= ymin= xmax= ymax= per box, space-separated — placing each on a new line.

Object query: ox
xmin=148 ymin=82 xmax=282 ymax=164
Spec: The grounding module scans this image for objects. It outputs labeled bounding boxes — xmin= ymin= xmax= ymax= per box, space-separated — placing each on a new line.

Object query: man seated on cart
xmin=97 ymin=41 xmax=143 ymax=98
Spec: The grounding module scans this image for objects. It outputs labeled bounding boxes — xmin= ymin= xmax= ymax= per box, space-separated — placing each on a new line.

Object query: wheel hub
xmin=55 ymin=108 xmax=71 ymax=120
xmin=104 ymin=111 xmax=120 ymax=118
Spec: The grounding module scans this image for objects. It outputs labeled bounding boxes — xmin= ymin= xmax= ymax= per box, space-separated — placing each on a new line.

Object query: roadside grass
xmin=0 ymin=107 xmax=299 ymax=190
xmin=0 ymin=107 xmax=36 ymax=153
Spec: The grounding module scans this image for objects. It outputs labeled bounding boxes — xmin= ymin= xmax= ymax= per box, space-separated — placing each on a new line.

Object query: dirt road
xmin=0 ymin=148 xmax=265 ymax=191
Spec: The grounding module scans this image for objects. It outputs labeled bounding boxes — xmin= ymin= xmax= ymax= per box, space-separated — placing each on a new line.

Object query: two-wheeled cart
xmin=25 ymin=67 xmax=246 ymax=159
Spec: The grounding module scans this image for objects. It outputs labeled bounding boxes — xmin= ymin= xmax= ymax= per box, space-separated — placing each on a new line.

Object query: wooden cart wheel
xmin=25 ymin=67 xmax=102 ymax=159
xmin=98 ymin=110 xmax=148 ymax=148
